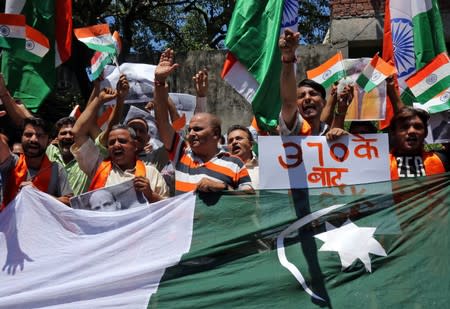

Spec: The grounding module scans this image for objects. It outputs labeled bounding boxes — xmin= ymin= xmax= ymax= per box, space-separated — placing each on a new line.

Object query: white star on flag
xmin=314 ymin=219 xmax=387 ymax=272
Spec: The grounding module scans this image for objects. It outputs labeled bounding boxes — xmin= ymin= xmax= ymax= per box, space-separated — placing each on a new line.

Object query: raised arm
xmin=320 ymin=83 xmax=338 ymax=125
xmin=386 ymin=75 xmax=404 ymax=114
xmin=331 ymin=84 xmax=354 ymax=129
xmin=153 ymin=48 xmax=179 ymax=150
xmin=86 ymin=80 xmax=102 ymax=140
xmin=0 ymin=74 xmax=32 ymax=127
xmin=72 ymin=88 xmax=117 ymax=148
xmin=0 ymin=131 xmax=11 ymax=165
xmin=279 ymin=29 xmax=301 ymax=130
xmin=193 ymin=69 xmax=208 ymax=113
xmin=99 ymin=74 xmax=129 ymax=146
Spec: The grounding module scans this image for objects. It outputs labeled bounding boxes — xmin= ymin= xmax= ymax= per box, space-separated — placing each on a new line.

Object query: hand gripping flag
xmin=74 ymin=24 xmax=116 ymax=53
xmin=356 ymin=53 xmax=396 ymax=93
xmin=306 ymin=52 xmax=346 ymax=88
xmin=406 ymin=53 xmax=450 ymax=105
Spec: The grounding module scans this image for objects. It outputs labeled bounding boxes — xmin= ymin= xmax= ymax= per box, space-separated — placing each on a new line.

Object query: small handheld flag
xmin=356 ymin=53 xmax=396 ymax=93
xmin=74 ymin=24 xmax=116 ymax=53
xmin=307 ymin=52 xmax=346 ymax=88
xmin=405 ymin=53 xmax=450 ymax=104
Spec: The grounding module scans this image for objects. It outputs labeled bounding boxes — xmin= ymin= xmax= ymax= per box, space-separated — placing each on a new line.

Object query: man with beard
xmin=71 ymin=87 xmax=169 ymax=203
xmin=153 ymin=49 xmax=253 ymax=194
xmin=0 ymin=117 xmax=73 ymax=210
xmin=46 ymin=117 xmax=90 ymax=196
xmin=389 ymin=107 xmax=449 ymax=179
xmin=227 ymin=125 xmax=259 ymax=188
xmin=278 ymin=29 xmax=353 ymax=136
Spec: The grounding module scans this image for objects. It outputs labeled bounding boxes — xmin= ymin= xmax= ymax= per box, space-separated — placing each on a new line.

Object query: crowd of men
xmin=0 ymin=29 xmax=449 ymax=211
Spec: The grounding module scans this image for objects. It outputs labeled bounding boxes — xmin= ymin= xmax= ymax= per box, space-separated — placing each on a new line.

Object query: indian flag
xmin=356 ymin=53 xmax=396 ymax=93
xmin=221 ymin=0 xmax=299 ymax=132
xmin=2 ymin=0 xmax=72 ymax=112
xmin=10 ymin=25 xmax=50 ymax=63
xmin=405 ymin=53 xmax=450 ymax=104
xmin=0 ymin=13 xmax=26 ymax=49
xmin=306 ymin=52 xmax=346 ymax=88
xmin=1 ymin=173 xmax=449 ymax=308
xmin=74 ymin=24 xmax=116 ymax=53
xmin=87 ymin=31 xmax=122 ymax=81
xmin=414 ymin=87 xmax=450 ymax=114
xmin=381 ymin=0 xmax=447 ymax=128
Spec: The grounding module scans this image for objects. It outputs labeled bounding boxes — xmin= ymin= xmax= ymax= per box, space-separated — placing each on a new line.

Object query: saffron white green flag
xmin=1 ymin=174 xmax=449 ymax=308
xmin=307 ymin=52 xmax=346 ymax=89
xmin=382 ymin=0 xmax=447 ymax=125
xmin=414 ymin=87 xmax=450 ymax=114
xmin=11 ymin=25 xmax=50 ymax=63
xmin=1 ymin=0 xmax=72 ymax=112
xmin=0 ymin=13 xmax=26 ymax=49
xmin=356 ymin=53 xmax=396 ymax=93
xmin=87 ymin=31 xmax=122 ymax=81
xmin=74 ymin=24 xmax=116 ymax=53
xmin=406 ymin=53 xmax=450 ymax=106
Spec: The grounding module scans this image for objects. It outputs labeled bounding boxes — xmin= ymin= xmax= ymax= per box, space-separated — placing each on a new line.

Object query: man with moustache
xmin=46 ymin=117 xmax=90 ymax=196
xmin=71 ymin=87 xmax=169 ymax=203
xmin=153 ymin=49 xmax=253 ymax=194
xmin=227 ymin=125 xmax=259 ymax=188
xmin=0 ymin=117 xmax=73 ymax=210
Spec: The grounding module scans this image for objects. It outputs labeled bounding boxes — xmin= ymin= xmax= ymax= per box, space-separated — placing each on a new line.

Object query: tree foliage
xmin=72 ymin=0 xmax=330 ymax=57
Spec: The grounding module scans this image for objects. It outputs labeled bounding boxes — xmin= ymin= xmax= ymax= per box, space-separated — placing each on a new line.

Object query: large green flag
xmin=0 ymin=174 xmax=448 ymax=307
xmin=222 ymin=0 xmax=298 ymax=132
xmin=1 ymin=0 xmax=55 ymax=112
xmin=149 ymin=173 xmax=449 ymax=308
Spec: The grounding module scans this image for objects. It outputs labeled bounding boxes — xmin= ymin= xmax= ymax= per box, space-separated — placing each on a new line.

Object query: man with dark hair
xmin=389 ymin=107 xmax=449 ymax=179
xmin=46 ymin=116 xmax=90 ymax=196
xmin=278 ymin=29 xmax=353 ymax=136
xmin=0 ymin=117 xmax=73 ymax=209
xmin=227 ymin=124 xmax=259 ymax=188
xmin=153 ymin=49 xmax=253 ymax=194
xmin=71 ymin=88 xmax=169 ymax=203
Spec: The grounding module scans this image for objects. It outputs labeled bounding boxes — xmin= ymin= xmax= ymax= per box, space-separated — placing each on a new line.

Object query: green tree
xmin=72 ymin=0 xmax=330 ymax=57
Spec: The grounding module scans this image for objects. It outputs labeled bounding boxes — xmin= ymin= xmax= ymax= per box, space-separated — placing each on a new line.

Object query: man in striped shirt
xmin=153 ymin=49 xmax=253 ymax=194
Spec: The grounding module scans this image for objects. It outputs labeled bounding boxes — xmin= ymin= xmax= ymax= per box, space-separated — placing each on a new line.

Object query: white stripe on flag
xmin=0 ymin=24 xmax=25 ymax=39
xmin=414 ymin=88 xmax=450 ymax=113
xmin=409 ymin=63 xmax=450 ymax=97
xmin=78 ymin=33 xmax=114 ymax=47
xmin=0 ymin=187 xmax=197 ymax=308
xmin=223 ymin=60 xmax=259 ymax=103
xmin=310 ymin=61 xmax=344 ymax=84
xmin=26 ymin=40 xmax=49 ymax=58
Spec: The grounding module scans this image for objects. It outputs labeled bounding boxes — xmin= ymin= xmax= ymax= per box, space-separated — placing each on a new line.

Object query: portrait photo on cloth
xmin=70 ymin=180 xmax=147 ymax=211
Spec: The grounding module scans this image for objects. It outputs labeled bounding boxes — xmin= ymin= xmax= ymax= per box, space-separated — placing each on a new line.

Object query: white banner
xmin=0 ymin=187 xmax=196 ymax=308
xmin=259 ymin=134 xmax=390 ymax=189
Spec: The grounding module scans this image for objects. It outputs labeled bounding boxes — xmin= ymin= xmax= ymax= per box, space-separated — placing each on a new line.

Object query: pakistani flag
xmin=381 ymin=0 xmax=447 ymax=126
xmin=222 ymin=0 xmax=298 ymax=132
xmin=1 ymin=173 xmax=449 ymax=308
